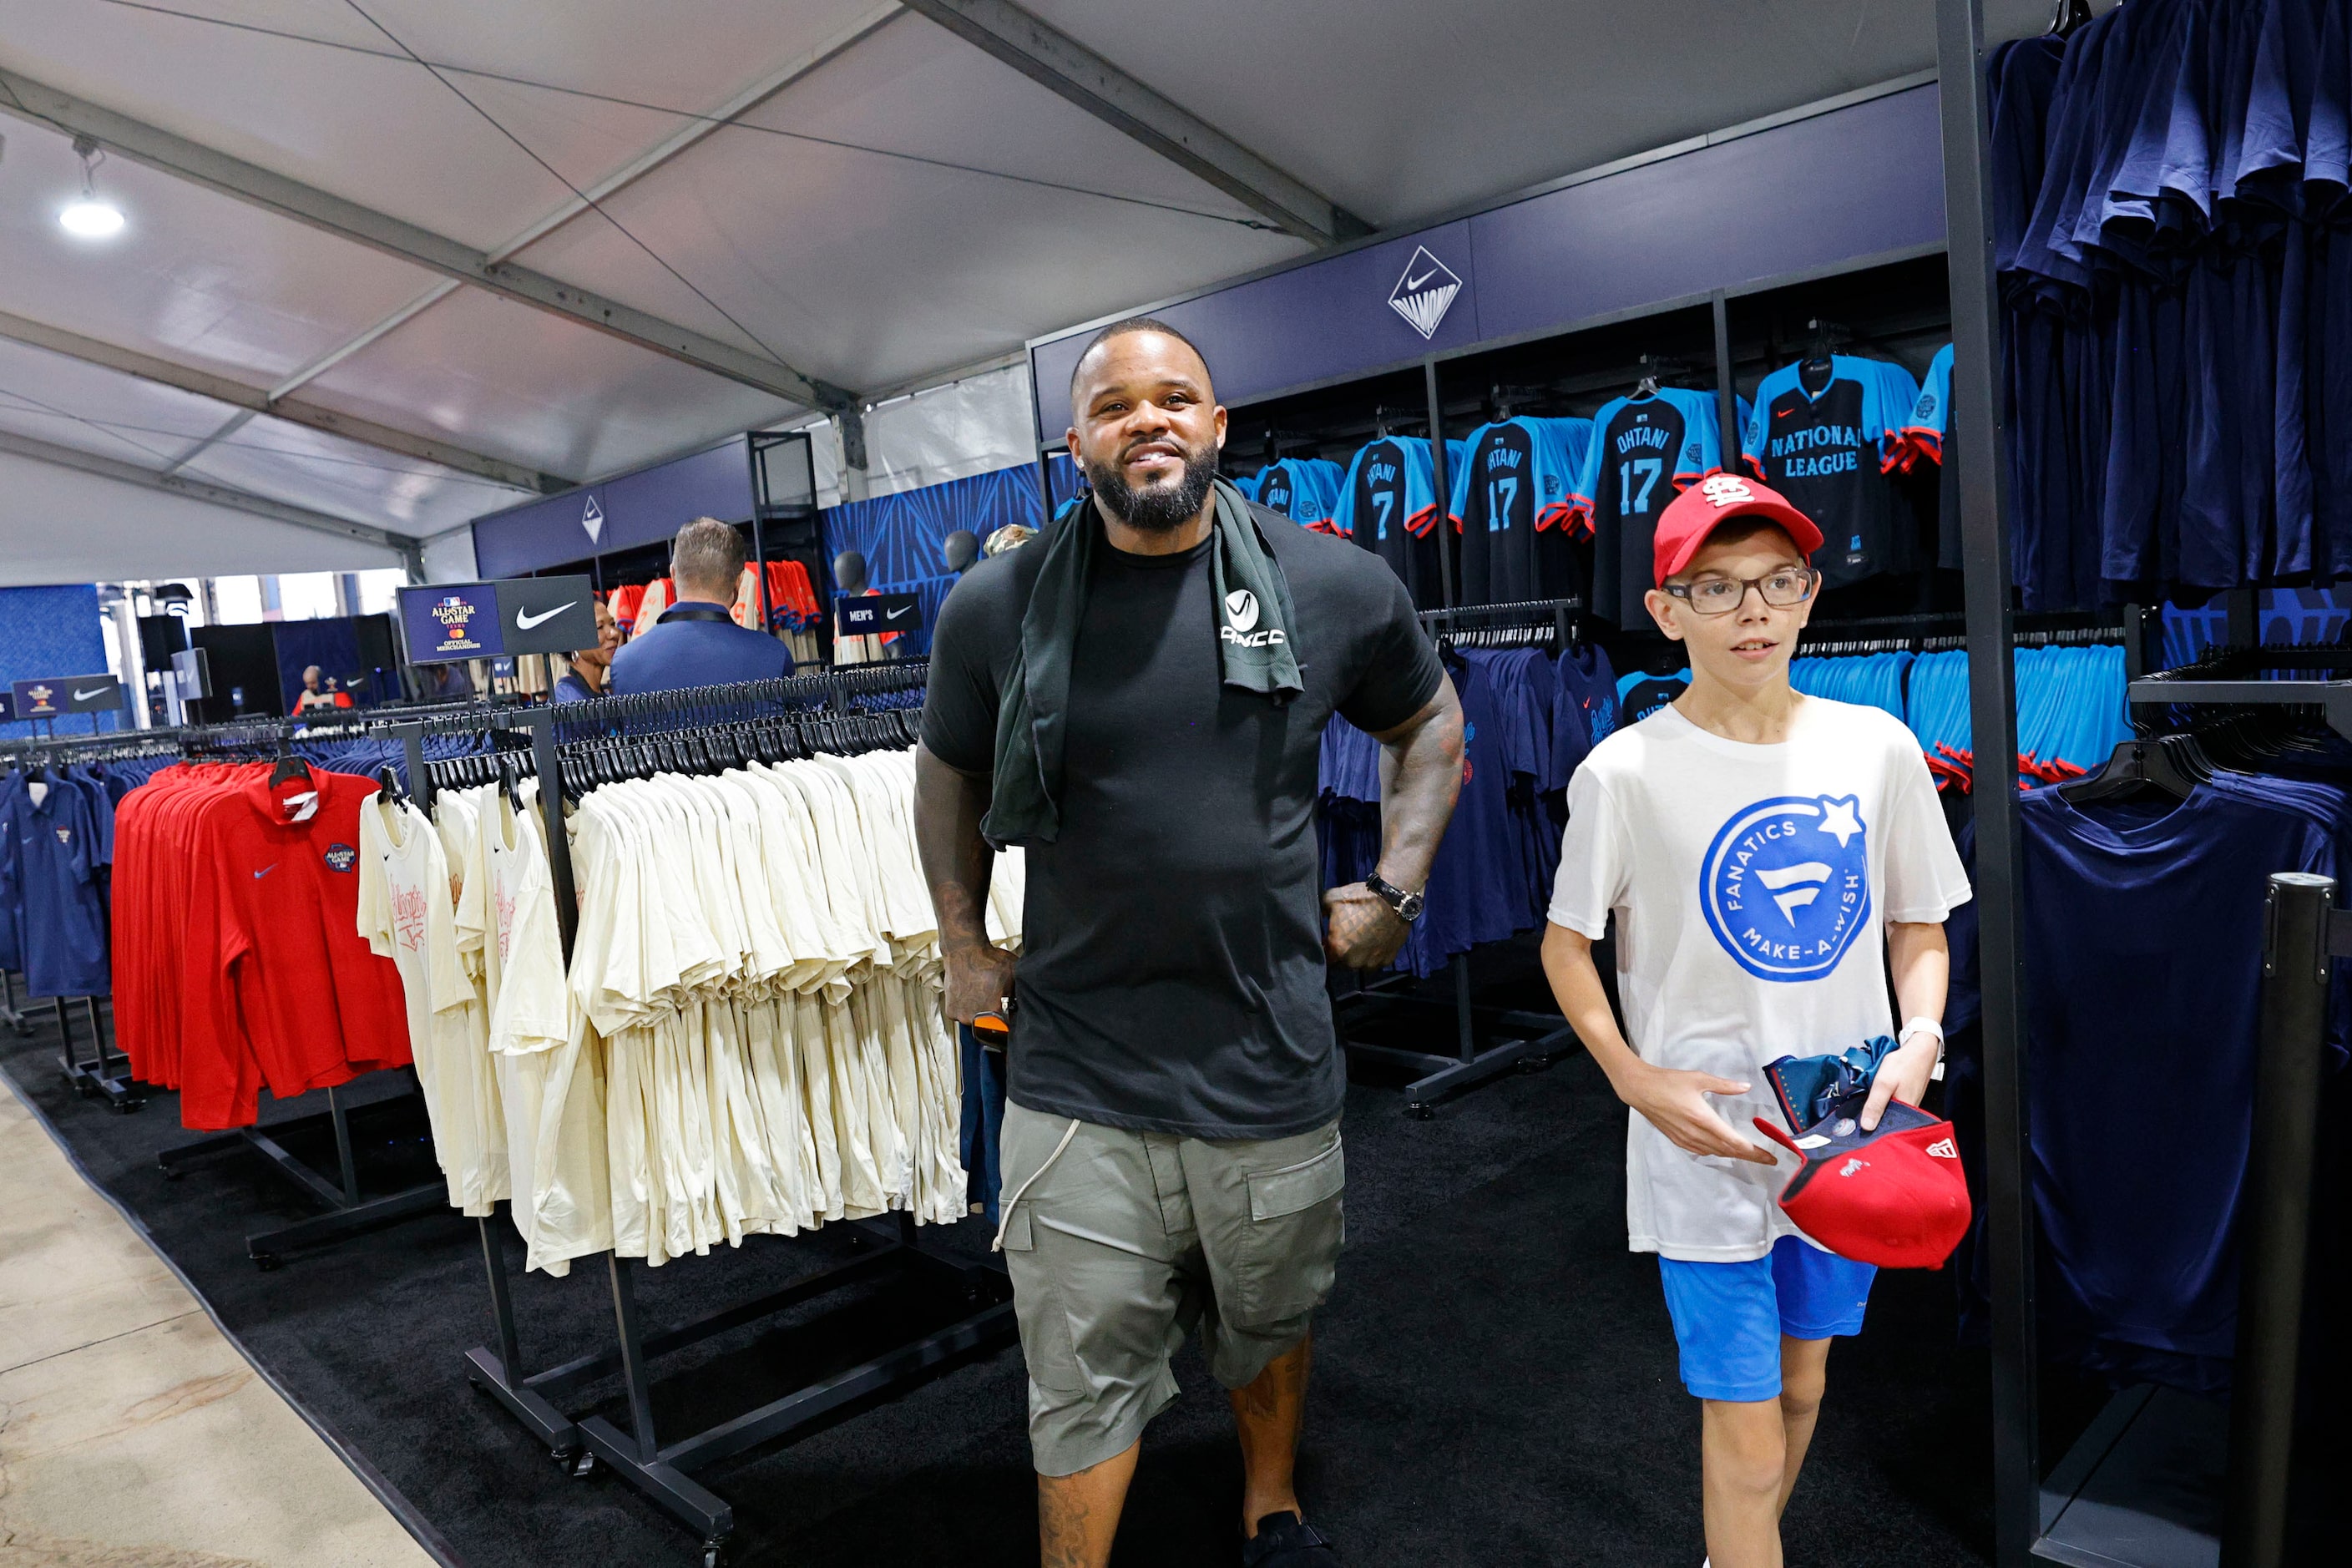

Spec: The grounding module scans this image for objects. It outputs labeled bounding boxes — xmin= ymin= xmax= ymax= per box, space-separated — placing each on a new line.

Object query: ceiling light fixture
xmin=59 ymin=135 xmax=125 ymax=239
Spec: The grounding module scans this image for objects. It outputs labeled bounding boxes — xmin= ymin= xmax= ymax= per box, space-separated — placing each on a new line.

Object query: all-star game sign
xmin=397 ymin=577 xmax=598 ymax=663
xmin=402 ymin=584 xmax=502 ymax=660
xmin=11 ymin=674 xmax=122 ymax=718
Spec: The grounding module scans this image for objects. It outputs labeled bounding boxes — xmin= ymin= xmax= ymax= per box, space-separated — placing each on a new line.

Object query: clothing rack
xmin=3 ymin=735 xmax=180 ymax=1109
xmin=1419 ymin=594 xmax=1582 ymax=651
xmin=414 ymin=673 xmax=1012 ymax=1567
xmin=1340 ymin=597 xmax=1585 ymax=1116
xmin=148 ymin=715 xmax=457 ymax=1265
xmin=2016 ymin=635 xmax=2352 ymax=1565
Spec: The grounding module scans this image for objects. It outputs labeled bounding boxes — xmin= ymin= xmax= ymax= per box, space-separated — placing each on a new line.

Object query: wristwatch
xmin=1365 ymin=873 xmax=1425 ymax=924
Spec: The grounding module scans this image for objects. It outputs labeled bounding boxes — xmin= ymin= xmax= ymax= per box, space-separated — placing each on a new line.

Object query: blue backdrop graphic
xmin=0 ymin=585 xmax=118 ymax=738
xmin=2161 ymin=587 xmax=2350 ymax=667
xmin=822 ymin=456 xmax=1079 ymax=600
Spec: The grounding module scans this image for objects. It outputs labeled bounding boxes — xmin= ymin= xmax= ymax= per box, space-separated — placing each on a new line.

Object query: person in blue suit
xmin=606 ymin=517 xmax=791 ymax=694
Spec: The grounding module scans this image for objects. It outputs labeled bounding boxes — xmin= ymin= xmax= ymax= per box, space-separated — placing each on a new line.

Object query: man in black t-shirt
xmin=917 ymin=319 xmax=1464 ymax=1568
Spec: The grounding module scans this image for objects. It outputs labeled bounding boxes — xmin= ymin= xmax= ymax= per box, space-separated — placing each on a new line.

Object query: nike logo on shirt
xmin=515 ymin=602 xmax=576 ymax=630
xmin=254 ymin=864 xmax=277 ymax=879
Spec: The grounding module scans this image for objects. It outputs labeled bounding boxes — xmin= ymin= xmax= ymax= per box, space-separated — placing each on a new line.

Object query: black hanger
xmin=2059 ymin=737 xmax=2203 ymax=803
xmin=2050 ymin=0 xmax=2094 ymax=38
xmin=269 ymin=753 xmax=311 ymax=787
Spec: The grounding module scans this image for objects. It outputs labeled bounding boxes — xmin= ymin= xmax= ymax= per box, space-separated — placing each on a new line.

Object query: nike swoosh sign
xmin=1405 ymin=269 xmax=1436 ymax=290
xmin=887 ymin=605 xmax=914 ymax=620
xmin=73 ymin=685 xmax=111 ymax=701
xmin=515 ymin=602 xmax=577 ymax=630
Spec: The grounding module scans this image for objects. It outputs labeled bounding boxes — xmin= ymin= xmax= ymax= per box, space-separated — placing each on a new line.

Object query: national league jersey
xmin=1743 ymin=355 xmax=1921 ymax=589
xmin=1573 ymin=388 xmax=1746 ymax=624
xmin=1447 ymin=416 xmax=1595 ymax=604
xmin=1899 ymin=345 xmax=1963 ymax=570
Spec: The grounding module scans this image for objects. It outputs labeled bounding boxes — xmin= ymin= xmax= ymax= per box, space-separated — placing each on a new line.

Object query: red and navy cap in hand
xmin=1652 ymin=473 xmax=1826 ymax=585
xmin=1751 ymin=1101 xmax=1970 ymax=1270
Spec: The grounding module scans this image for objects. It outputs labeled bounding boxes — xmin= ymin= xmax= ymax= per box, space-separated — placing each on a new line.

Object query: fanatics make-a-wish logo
xmin=1388 ymin=245 xmax=1461 ymax=340
xmin=1700 ymin=795 xmax=1870 ymax=982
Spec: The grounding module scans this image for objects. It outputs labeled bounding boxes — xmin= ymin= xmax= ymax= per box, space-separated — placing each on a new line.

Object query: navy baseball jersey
xmin=1334 ymin=436 xmax=1462 ymax=608
xmin=1743 ymin=355 xmax=1920 ymax=589
xmin=1574 ymin=389 xmax=1745 ymax=624
xmin=1614 ymin=667 xmax=1690 ymax=724
xmin=1900 ymin=345 xmax=1965 ymax=571
xmin=1252 ymin=457 xmax=1347 ymax=529
xmin=1446 ymin=416 xmax=1594 ymax=605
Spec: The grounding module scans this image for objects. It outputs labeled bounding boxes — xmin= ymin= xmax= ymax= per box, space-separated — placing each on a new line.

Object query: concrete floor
xmin=0 ymin=1080 xmax=439 ymax=1568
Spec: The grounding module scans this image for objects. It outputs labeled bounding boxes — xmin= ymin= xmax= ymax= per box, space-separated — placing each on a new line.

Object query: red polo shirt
xmin=178 ymin=767 xmax=412 ymax=1130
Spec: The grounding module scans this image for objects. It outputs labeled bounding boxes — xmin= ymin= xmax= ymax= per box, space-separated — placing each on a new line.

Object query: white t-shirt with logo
xmin=1548 ymin=695 xmax=1972 ymax=1262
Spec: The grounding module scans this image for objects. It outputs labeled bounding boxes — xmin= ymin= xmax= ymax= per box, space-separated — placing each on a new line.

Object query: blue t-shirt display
xmin=1548 ymin=643 xmax=1619 ymax=790
xmin=1946 ymin=779 xmax=2346 ymax=1390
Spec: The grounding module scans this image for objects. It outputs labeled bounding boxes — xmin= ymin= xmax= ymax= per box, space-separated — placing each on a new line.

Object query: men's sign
xmin=12 ymin=674 xmax=122 ymax=718
xmin=837 ymin=592 xmax=922 ymax=635
xmin=399 ymin=577 xmax=597 ymax=663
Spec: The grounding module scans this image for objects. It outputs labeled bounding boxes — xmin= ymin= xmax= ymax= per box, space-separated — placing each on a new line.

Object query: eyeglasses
xmin=1662 ymin=567 xmax=1819 ymax=616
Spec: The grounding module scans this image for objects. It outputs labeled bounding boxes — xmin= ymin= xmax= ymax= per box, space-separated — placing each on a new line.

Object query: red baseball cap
xmin=1751 ymin=1100 xmax=1972 ymax=1270
xmin=1652 ymin=473 xmax=1826 ymax=585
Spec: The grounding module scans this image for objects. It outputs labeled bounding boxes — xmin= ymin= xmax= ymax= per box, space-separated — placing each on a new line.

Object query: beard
xmin=1085 ymin=440 xmax=1218 ymax=533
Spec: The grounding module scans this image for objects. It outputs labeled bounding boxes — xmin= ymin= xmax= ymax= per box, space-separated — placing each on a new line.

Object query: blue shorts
xmin=1656 ymin=1236 xmax=1876 ymax=1402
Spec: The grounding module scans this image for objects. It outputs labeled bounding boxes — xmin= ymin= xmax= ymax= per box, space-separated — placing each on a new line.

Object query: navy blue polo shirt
xmin=606 ymin=603 xmax=791 ymax=695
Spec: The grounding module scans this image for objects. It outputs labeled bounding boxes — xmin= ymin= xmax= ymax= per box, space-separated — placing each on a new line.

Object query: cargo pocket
xmin=1227 ymin=1135 xmax=1346 ymax=1328
xmin=999 ymin=1202 xmax=1089 ymax=1394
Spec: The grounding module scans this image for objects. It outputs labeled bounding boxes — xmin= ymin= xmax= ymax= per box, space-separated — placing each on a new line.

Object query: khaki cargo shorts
xmin=997 ymin=1100 xmax=1346 ymax=1476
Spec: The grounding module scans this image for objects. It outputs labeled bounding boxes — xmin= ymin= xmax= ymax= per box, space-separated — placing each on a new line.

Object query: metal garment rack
xmin=146 ymin=713 xmax=468 ymax=1267
xmin=413 ymin=673 xmax=1014 ymax=1568
xmin=1334 ymin=597 xmax=1585 ymax=1117
xmin=2 ymin=731 xmax=185 ymax=1105
xmin=56 ymin=994 xmax=141 ymax=1111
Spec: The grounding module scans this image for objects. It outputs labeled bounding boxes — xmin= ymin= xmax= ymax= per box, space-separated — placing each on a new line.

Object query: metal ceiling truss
xmin=0 ymin=67 xmax=855 ymax=412
xmin=899 ymin=0 xmax=1369 ymax=244
xmin=0 ymin=427 xmax=422 ymax=574
xmin=0 ymin=308 xmax=562 ymax=491
xmin=254 ymin=2 xmax=901 ymax=418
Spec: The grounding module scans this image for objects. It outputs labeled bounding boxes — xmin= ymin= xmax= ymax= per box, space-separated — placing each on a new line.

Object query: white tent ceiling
xmin=0 ymin=0 xmax=2054 ymax=585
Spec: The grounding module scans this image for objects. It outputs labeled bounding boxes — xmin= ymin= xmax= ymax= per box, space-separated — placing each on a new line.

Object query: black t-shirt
xmin=922 ymin=507 xmax=1444 ymax=1139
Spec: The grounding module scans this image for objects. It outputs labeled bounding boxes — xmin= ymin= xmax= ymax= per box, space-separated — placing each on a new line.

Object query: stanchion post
xmin=2223 ymin=872 xmax=2333 ymax=1568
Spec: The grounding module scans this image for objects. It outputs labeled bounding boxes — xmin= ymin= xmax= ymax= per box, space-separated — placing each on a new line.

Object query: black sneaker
xmin=1242 ymin=1512 xmax=1341 ymax=1567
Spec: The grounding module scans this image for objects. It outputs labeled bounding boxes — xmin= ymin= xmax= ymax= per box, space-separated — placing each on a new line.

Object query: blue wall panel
xmin=1030 ymin=83 xmax=1945 ymax=434
xmin=822 ymin=456 xmax=1079 ymax=594
xmin=0 ymin=585 xmax=114 ymax=737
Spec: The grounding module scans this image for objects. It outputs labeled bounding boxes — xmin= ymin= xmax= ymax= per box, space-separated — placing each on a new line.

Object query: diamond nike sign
xmin=579 ymin=494 xmax=604 ymax=544
xmin=1388 ymin=245 xmax=1462 ymax=340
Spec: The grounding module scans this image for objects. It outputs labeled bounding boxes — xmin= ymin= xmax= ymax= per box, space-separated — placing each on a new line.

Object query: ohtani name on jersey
xmin=1615 ymin=423 xmax=1672 ymax=457
xmin=1484 ymin=446 xmax=1525 ymax=473
xmin=1368 ymin=459 xmax=1399 ymax=487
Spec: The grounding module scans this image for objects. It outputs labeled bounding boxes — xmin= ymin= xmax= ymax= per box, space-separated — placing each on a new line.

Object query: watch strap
xmin=1365 ymin=873 xmax=1424 ymax=923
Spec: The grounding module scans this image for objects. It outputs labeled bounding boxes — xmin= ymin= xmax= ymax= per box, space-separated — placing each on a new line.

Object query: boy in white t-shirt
xmin=1542 ymin=475 xmax=1971 ymax=1568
